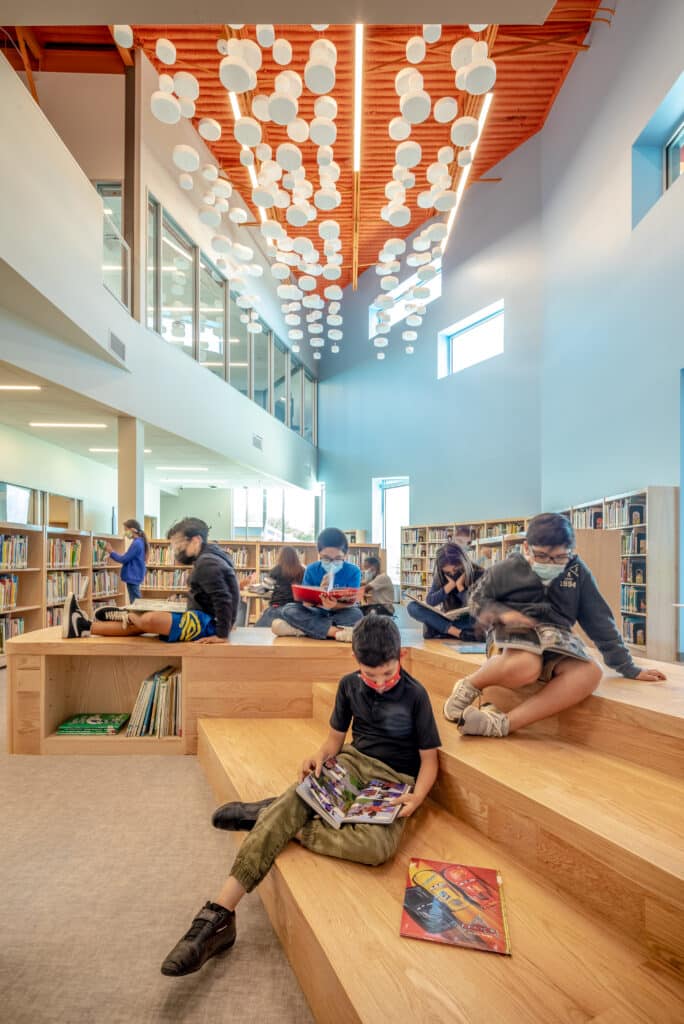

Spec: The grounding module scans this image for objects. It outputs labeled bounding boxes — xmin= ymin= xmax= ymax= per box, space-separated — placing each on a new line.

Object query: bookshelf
xmin=343 ymin=529 xmax=367 ymax=544
xmin=45 ymin=527 xmax=91 ymax=629
xmin=0 ymin=523 xmax=45 ymax=668
xmin=92 ymin=534 xmax=126 ymax=611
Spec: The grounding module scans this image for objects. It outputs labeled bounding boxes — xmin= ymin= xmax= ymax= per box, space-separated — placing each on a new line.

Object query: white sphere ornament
xmin=380 ymin=275 xmax=399 ymax=291
xmin=159 ymin=73 xmax=174 ymax=92
xmin=113 ymin=25 xmax=133 ymax=48
xmin=472 ymin=41 xmax=489 ymax=62
xmin=405 ymin=346 xmax=415 ymax=354
xmin=389 ymin=117 xmax=411 ymax=142
xmin=388 ymin=205 xmax=411 ymax=227
xmin=286 ymin=204 xmax=309 ymax=227
xmin=288 ymin=329 xmax=303 ymax=340
xmin=276 ymin=143 xmax=302 ymax=171
xmin=451 ymin=116 xmax=479 ymax=147
xmin=328 ymin=329 xmax=343 ymax=341
xmin=299 ymin=275 xmax=316 ymax=291
xmin=239 ymin=150 xmax=254 ymax=169
xmin=288 ymin=118 xmax=309 ymax=143
xmin=407 ymin=251 xmax=430 ymax=267
xmin=260 ymin=159 xmax=281 ymax=182
xmin=323 ymin=265 xmax=341 ymax=280
xmin=423 ymin=24 xmax=442 ymax=43
xmin=173 ymin=71 xmax=200 ymax=100
xmin=273 ymin=38 xmax=292 ymax=65
xmin=395 ymin=68 xmax=414 ymax=96
xmin=239 ymin=39 xmax=262 ymax=71
xmin=156 ymin=37 xmax=176 ymax=65
xmin=219 ymin=57 xmax=255 ymax=94
xmin=285 ymin=314 xmax=301 ymax=326
xmin=438 ymin=145 xmax=455 ymax=165
xmin=252 ymin=185 xmax=276 ymax=208
xmin=199 ymin=118 xmax=221 ymax=142
xmin=413 ymin=285 xmax=431 ymax=300
xmin=151 ymin=91 xmax=181 ymax=124
xmin=413 ymin=235 xmax=431 ymax=251
xmin=212 ymin=234 xmax=232 ymax=253
xmin=229 ymin=208 xmax=248 ymax=224
xmin=457 ymin=149 xmax=473 ymax=167
xmin=172 ymin=144 xmax=200 ymax=172
xmin=201 ymin=163 xmax=218 ymax=181
xmin=386 ymin=238 xmax=406 ymax=256
xmin=310 ymin=117 xmax=336 ymax=146
xmin=317 ymin=145 xmax=334 ymax=166
xmin=418 ymin=264 xmax=437 ymax=281
xmin=201 ymin=190 xmax=216 ymax=206
xmin=252 ymin=95 xmax=271 ymax=121
xmin=319 ymin=220 xmax=340 ymax=240
xmin=456 ymin=67 xmax=468 ymax=91
xmin=199 ymin=207 xmax=221 ymax=228
xmin=396 ymin=140 xmax=422 ymax=168
xmin=406 ymin=314 xmax=422 ymax=327
xmin=327 ymin=314 xmax=343 ymax=326
xmin=406 ymin=36 xmax=426 ymax=64
xmin=269 ymin=92 xmax=298 ymax=126
xmin=434 ymin=97 xmax=458 ymax=123
xmin=315 ymin=187 xmax=340 ymax=211
xmin=325 ymin=285 xmax=343 ymax=300
xmin=305 ymin=59 xmax=336 ymax=95
xmin=180 ymin=98 xmax=196 ymax=118
xmin=433 ymin=189 xmax=457 ymax=211
xmin=470 ymin=23 xmax=489 ymax=31
xmin=451 ymin=37 xmax=475 ymax=70
xmin=464 ymin=59 xmax=496 ymax=95
xmin=178 ymin=173 xmax=193 ymax=190
xmin=275 ymin=70 xmax=303 ymax=99
xmin=214 ymin=197 xmax=229 ymax=212
xmin=315 ymin=95 xmax=338 ymax=120
xmin=309 ymin=324 xmax=324 ymax=335
xmin=272 ymin=263 xmax=290 ymax=280
xmin=256 ymin=24 xmax=275 ymax=48
xmin=377 ymin=353 xmax=387 ymax=360
xmin=275 ymin=190 xmax=291 ymax=210
xmin=217 ymin=38 xmax=229 ymax=56
xmin=427 ymin=162 xmax=450 ymax=186
xmin=400 ymin=90 xmax=432 ymax=125
xmin=425 ymin=222 xmax=447 ymax=242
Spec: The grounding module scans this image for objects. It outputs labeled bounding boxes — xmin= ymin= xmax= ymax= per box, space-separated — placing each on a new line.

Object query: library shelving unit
xmin=91 ymin=534 xmax=126 ymax=610
xmin=45 ymin=527 xmax=91 ymax=629
xmin=0 ymin=523 xmax=45 ymax=668
xmin=343 ymin=529 xmax=367 ymax=544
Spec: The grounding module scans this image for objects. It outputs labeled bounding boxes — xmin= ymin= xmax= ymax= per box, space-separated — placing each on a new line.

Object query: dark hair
xmin=317 ymin=527 xmax=348 ymax=553
xmin=364 ymin=556 xmax=381 ymax=571
xmin=276 ymin=545 xmax=305 ymax=583
xmin=454 ymin=526 xmax=473 ymax=541
xmin=351 ymin=614 xmax=401 ymax=667
xmin=124 ymin=518 xmax=149 ymax=556
xmin=434 ymin=542 xmax=478 ymax=589
xmin=166 ymin=517 xmax=209 ymax=544
xmin=526 ymin=513 xmax=575 ymax=549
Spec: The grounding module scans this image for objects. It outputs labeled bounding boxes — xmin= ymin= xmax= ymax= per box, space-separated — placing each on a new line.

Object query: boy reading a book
xmin=271 ymin=526 xmax=364 ymax=642
xmin=443 ymin=513 xmax=666 ymax=736
xmin=160 ymin=615 xmax=441 ymax=977
xmin=63 ymin=517 xmax=240 ymax=644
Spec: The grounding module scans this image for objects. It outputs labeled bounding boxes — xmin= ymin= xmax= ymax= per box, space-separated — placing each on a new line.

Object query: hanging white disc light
xmin=151 ymin=91 xmax=181 ymax=124
xmin=156 ymin=37 xmax=176 ymax=65
xmin=198 ymin=117 xmax=221 ymax=141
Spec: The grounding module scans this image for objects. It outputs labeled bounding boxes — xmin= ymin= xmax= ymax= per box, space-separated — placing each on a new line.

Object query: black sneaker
xmin=212 ymin=798 xmax=276 ymax=831
xmin=62 ymin=594 xmax=91 ymax=639
xmin=161 ymin=902 xmax=236 ymax=977
xmin=93 ymin=605 xmax=129 ymax=626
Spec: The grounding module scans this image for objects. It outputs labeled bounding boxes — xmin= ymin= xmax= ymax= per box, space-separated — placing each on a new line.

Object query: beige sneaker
xmin=334 ymin=626 xmax=355 ymax=643
xmin=443 ymin=676 xmax=480 ymax=722
xmin=271 ymin=618 xmax=306 ymax=637
xmin=459 ymin=703 xmax=510 ymax=737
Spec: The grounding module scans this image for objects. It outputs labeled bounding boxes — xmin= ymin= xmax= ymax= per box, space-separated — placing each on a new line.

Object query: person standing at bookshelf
xmin=443 ymin=513 xmax=666 ymax=737
xmin=105 ymin=519 xmax=148 ymax=604
xmin=360 ymin=556 xmax=395 ymax=617
xmin=406 ymin=543 xmax=484 ymax=640
xmin=255 ymin=545 xmax=305 ymax=628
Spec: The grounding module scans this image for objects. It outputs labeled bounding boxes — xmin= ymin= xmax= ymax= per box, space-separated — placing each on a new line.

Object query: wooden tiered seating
xmin=198 ymin=644 xmax=684 ymax=1023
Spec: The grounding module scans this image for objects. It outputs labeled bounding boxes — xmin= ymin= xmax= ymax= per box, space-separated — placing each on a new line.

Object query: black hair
xmin=351 ymin=614 xmax=401 ymax=667
xmin=123 ymin=518 xmax=149 ymax=556
xmin=526 ymin=513 xmax=575 ymax=549
xmin=364 ymin=556 xmax=381 ymax=571
xmin=166 ymin=516 xmax=209 ymax=544
xmin=317 ymin=527 xmax=348 ymax=553
xmin=434 ymin=542 xmax=477 ymax=589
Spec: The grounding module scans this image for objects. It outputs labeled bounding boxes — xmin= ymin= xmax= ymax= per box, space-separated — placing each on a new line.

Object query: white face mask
xmin=531 ymin=562 xmax=566 ymax=584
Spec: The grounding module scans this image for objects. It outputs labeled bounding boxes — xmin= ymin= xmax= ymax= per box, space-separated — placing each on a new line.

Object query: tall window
xmin=290 ymin=363 xmax=303 ymax=435
xmin=146 ymin=196 xmax=160 ymax=331
xmin=666 ymin=120 xmax=684 ymax=189
xmin=303 ymin=372 xmax=316 ymax=444
xmin=96 ymin=181 xmax=128 ymax=307
xmin=199 ymin=256 xmax=225 ymax=377
xmin=438 ymin=299 xmax=505 ymax=378
xmin=228 ymin=293 xmax=249 ymax=396
xmin=273 ymin=338 xmax=288 ymax=424
xmin=252 ymin=325 xmax=270 ymax=410
xmin=232 ymin=485 xmax=316 ymax=541
xmin=161 ymin=214 xmax=195 ymax=355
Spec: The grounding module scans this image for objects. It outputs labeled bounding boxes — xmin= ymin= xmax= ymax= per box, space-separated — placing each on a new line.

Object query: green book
xmin=57 ymin=713 xmax=130 ymax=735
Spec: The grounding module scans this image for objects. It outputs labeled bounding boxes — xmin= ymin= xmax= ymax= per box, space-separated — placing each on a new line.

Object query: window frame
xmin=438 ymin=299 xmax=505 ymax=379
xmin=665 ymin=118 xmax=684 ymax=190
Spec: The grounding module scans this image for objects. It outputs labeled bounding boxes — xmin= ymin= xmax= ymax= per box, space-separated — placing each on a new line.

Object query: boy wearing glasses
xmin=443 ymin=513 xmax=665 ymax=737
xmin=272 ymin=527 xmax=363 ymax=642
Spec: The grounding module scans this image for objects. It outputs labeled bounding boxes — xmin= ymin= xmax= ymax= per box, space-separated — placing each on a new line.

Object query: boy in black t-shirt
xmin=161 ymin=616 xmax=441 ymax=978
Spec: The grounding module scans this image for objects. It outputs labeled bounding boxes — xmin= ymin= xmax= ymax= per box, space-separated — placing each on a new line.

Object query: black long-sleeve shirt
xmin=186 ymin=544 xmax=240 ymax=639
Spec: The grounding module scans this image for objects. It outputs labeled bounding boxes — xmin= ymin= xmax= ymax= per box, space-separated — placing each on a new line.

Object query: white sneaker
xmin=271 ymin=618 xmax=306 ymax=637
xmin=459 ymin=703 xmax=510 ymax=737
xmin=443 ymin=676 xmax=480 ymax=722
xmin=333 ymin=627 xmax=355 ymax=643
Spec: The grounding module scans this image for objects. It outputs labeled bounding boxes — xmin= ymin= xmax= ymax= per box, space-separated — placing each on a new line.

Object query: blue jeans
xmin=126 ymin=582 xmax=141 ymax=603
xmin=407 ymin=601 xmax=477 ymax=640
xmin=255 ymin=604 xmax=284 ymax=628
xmin=280 ymin=601 xmax=363 ymax=639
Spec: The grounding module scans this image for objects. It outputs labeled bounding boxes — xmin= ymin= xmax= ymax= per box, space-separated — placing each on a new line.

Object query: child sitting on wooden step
xmin=160 ymin=615 xmax=441 ymax=977
xmin=443 ymin=513 xmax=666 ymax=737
xmin=406 ymin=542 xmax=484 ymax=640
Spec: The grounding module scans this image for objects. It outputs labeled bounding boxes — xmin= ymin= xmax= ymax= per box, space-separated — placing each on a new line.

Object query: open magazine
xmin=402 ymin=592 xmax=472 ymax=622
xmin=487 ymin=622 xmax=590 ymax=661
xmin=296 ymin=756 xmax=410 ymax=830
xmin=291 ymin=584 xmax=362 ymax=606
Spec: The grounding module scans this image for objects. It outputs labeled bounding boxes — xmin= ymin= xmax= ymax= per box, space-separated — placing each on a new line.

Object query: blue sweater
xmin=303 ymin=560 xmax=362 ymax=590
xmin=109 ymin=536 xmax=147 ymax=584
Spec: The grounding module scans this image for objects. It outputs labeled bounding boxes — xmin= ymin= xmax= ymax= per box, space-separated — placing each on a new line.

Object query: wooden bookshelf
xmin=45 ymin=527 xmax=91 ymax=629
xmin=0 ymin=523 xmax=45 ymax=667
xmin=91 ymin=534 xmax=126 ymax=610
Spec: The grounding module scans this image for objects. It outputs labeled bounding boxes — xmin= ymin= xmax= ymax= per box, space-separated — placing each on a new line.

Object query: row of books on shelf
xmin=55 ymin=668 xmax=183 ymax=738
xmin=0 ymin=616 xmax=24 ymax=652
xmin=0 ymin=574 xmax=19 ymax=611
xmin=224 ymin=546 xmax=252 ymax=568
xmin=620 ymin=562 xmax=646 ymax=584
xmin=605 ymin=498 xmax=645 ymax=529
xmin=46 ymin=572 xmax=88 ymax=604
xmin=570 ymin=507 xmax=603 ymax=529
xmin=621 ymin=532 xmax=647 ymax=555
xmin=621 ymin=585 xmax=647 ymax=613
xmin=144 ymin=569 xmax=190 ymax=589
xmin=91 ymin=570 xmax=121 ymax=598
xmin=403 ymin=572 xmax=428 ymax=586
xmin=47 ymin=538 xmax=82 ymax=568
xmin=92 ymin=537 xmax=111 ymax=566
xmin=0 ymin=533 xmax=28 ymax=569
xmin=259 ymin=547 xmax=310 ymax=568
xmin=622 ymin=617 xmax=646 ymax=646
xmin=47 ymin=606 xmax=63 ymax=627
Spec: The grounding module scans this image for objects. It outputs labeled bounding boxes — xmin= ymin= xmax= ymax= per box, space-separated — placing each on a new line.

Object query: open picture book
xmin=488 ymin=622 xmax=590 ymax=661
xmin=296 ymin=756 xmax=410 ymax=830
xmin=291 ymin=584 xmax=362 ymax=606
xmin=402 ymin=593 xmax=473 ymax=621
xmin=400 ymin=858 xmax=511 ymax=955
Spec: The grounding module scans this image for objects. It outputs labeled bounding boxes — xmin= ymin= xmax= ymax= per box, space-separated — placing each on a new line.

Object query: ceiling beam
xmin=19 ymin=26 xmax=43 ymax=63
xmin=15 ymin=28 xmax=39 ymax=104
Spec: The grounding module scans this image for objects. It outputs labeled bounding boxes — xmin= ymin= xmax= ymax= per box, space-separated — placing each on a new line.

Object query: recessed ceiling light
xmin=156 ymin=466 xmax=209 ymax=471
xmin=30 ymin=422 xmax=107 ymax=429
xmin=0 ymin=385 xmax=42 ymax=390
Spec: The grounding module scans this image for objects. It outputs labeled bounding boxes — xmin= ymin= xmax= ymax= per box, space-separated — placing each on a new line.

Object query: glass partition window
xmin=273 ymin=338 xmax=288 ymax=424
xmin=228 ymin=293 xmax=249 ymax=396
xmin=146 ymin=196 xmax=159 ymax=331
xmin=199 ymin=257 xmax=225 ymax=378
xmin=290 ymin=364 xmax=303 ymax=435
xmin=96 ymin=182 xmax=129 ymax=308
xmin=161 ymin=215 xmax=194 ymax=355
xmin=303 ymin=372 xmax=315 ymax=444
xmin=252 ymin=325 xmax=270 ymax=410
xmin=666 ymin=121 xmax=684 ymax=188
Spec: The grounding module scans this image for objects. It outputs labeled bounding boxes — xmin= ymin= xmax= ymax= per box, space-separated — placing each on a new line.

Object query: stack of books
xmin=0 ymin=534 xmax=28 ymax=568
xmin=126 ymin=666 xmax=182 ymax=738
xmin=57 ymin=713 xmax=130 ymax=735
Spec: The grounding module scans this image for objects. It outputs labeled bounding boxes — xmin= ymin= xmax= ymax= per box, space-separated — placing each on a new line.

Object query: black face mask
xmin=175 ymin=550 xmax=196 ymax=565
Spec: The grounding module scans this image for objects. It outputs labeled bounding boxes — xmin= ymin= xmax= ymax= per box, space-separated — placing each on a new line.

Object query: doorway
xmin=372 ymin=477 xmax=409 ymax=583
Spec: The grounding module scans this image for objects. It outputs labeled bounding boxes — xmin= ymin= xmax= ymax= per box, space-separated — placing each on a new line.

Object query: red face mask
xmin=359 ymin=664 xmax=402 ymax=692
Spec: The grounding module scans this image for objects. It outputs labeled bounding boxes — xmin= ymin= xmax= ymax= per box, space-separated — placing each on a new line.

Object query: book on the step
xmin=400 ymin=858 xmax=511 ymax=955
xmin=402 ymin=593 xmax=473 ymax=621
xmin=296 ymin=756 xmax=410 ymax=830
xmin=126 ymin=666 xmax=182 ymax=737
xmin=57 ymin=713 xmax=130 ymax=735
xmin=291 ymin=584 xmax=362 ymax=606
xmin=487 ymin=622 xmax=590 ymax=661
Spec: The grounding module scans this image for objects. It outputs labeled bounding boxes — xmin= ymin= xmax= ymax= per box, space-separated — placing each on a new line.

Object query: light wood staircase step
xmin=198 ymin=716 xmax=684 ymax=1024
xmin=312 ymin=681 xmax=684 ymax=973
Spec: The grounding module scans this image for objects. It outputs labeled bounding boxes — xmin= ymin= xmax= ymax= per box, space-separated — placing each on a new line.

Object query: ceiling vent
xmin=109 ymin=332 xmax=126 ymax=362
xmin=252 ymin=433 xmax=263 ymax=451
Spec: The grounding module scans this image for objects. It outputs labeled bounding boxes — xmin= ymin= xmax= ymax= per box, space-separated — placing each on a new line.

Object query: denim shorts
xmin=163 ymin=609 xmax=216 ymax=643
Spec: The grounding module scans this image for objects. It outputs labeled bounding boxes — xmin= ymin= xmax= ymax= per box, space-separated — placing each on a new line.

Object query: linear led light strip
xmin=353 ymin=24 xmax=364 ymax=173
xmin=443 ymin=92 xmax=494 ymax=251
xmin=229 ymin=91 xmax=267 ymax=224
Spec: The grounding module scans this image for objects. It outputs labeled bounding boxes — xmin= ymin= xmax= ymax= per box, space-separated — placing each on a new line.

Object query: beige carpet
xmin=0 ymin=669 xmax=313 ymax=1024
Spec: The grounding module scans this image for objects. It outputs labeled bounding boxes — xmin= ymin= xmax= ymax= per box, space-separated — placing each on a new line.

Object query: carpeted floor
xmin=0 ymin=668 xmax=313 ymax=1024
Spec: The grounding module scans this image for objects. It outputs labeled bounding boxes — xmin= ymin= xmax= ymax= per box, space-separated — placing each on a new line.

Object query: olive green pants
xmin=230 ymin=745 xmax=415 ymax=893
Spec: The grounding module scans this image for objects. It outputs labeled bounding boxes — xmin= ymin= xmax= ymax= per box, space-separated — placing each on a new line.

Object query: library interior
xmin=0 ymin=2 xmax=683 ymax=1022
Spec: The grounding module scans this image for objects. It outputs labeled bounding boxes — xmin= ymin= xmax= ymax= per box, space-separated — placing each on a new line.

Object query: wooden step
xmin=198 ymin=717 xmax=684 ymax=1024
xmin=312 ymin=682 xmax=684 ymax=973
xmin=406 ymin=646 xmax=684 ymax=777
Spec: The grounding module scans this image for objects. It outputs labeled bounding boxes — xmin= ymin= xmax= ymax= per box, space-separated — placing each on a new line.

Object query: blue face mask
xmin=321 ymin=558 xmax=344 ymax=574
xmin=531 ymin=562 xmax=566 ymax=583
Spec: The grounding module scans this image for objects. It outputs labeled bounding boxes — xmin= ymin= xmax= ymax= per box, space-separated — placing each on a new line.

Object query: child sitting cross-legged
xmin=160 ymin=615 xmax=441 ymax=977
xmin=443 ymin=513 xmax=666 ymax=737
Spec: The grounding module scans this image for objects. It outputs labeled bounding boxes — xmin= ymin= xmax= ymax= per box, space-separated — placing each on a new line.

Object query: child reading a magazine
xmin=406 ymin=543 xmax=484 ymax=640
xmin=160 ymin=615 xmax=441 ymax=977
xmin=443 ymin=513 xmax=666 ymax=737
xmin=271 ymin=527 xmax=364 ymax=642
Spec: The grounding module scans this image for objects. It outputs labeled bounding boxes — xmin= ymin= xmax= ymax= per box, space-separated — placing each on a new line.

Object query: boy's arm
xmin=393 ymin=748 xmax=439 ymax=818
xmin=300 ymin=728 xmax=346 ymax=779
xmin=195 ymin=563 xmax=235 ymax=641
xmin=577 ymin=570 xmax=640 ymax=677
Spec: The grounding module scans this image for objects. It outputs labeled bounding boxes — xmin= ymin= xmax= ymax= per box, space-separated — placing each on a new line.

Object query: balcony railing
xmin=102 ymin=213 xmax=130 ymax=310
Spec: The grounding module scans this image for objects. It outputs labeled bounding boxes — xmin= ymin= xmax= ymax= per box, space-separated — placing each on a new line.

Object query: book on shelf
xmin=487 ymin=623 xmax=591 ymax=662
xmin=46 ymin=572 xmax=89 ymax=603
xmin=92 ymin=537 xmax=110 ymax=566
xmin=47 ymin=607 xmax=63 ymax=627
xmin=622 ymin=617 xmax=646 ymax=646
xmin=400 ymin=858 xmax=511 ymax=955
xmin=144 ymin=569 xmax=190 ymax=589
xmin=126 ymin=666 xmax=182 ymax=737
xmin=92 ymin=570 xmax=120 ymax=597
xmin=0 ymin=616 xmax=24 ymax=652
xmin=57 ymin=713 xmax=130 ymax=735
xmin=47 ymin=538 xmax=82 ymax=567
xmin=291 ymin=584 xmax=362 ymax=606
xmin=0 ymin=573 xmax=19 ymax=611
xmin=401 ymin=593 xmax=473 ymax=621
xmin=296 ymin=756 xmax=410 ymax=830
xmin=0 ymin=533 xmax=28 ymax=569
